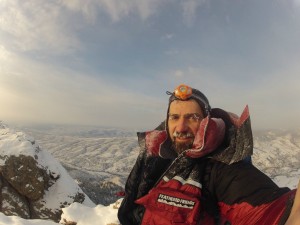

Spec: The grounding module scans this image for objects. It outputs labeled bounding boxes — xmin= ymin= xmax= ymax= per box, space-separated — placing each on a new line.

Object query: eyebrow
xmin=168 ymin=113 xmax=203 ymax=117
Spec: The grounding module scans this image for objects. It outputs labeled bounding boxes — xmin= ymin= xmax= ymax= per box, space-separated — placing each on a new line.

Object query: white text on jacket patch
xmin=157 ymin=193 xmax=195 ymax=209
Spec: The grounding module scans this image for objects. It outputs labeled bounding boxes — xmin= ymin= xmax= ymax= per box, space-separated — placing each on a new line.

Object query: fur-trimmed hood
xmin=137 ymin=105 xmax=253 ymax=165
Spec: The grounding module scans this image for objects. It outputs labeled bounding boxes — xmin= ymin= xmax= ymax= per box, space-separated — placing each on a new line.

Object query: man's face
xmin=168 ymin=99 xmax=204 ymax=154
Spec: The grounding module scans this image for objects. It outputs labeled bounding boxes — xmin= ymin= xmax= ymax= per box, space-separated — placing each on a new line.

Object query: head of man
xmin=166 ymin=84 xmax=211 ymax=154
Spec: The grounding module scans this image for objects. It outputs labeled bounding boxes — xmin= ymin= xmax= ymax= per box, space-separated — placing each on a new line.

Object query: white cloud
xmin=174 ymin=70 xmax=184 ymax=77
xmin=60 ymin=0 xmax=99 ymax=23
xmin=0 ymin=0 xmax=171 ymax=56
xmin=0 ymin=0 xmax=209 ymax=56
xmin=0 ymin=0 xmax=81 ymax=54
xmin=1 ymin=0 xmax=300 ymax=130
xmin=161 ymin=33 xmax=174 ymax=40
xmin=0 ymin=48 xmax=164 ymax=128
xmin=61 ymin=0 xmax=165 ymax=22
xmin=293 ymin=0 xmax=300 ymax=6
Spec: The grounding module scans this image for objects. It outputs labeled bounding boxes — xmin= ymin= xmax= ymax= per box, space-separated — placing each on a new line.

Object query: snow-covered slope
xmin=20 ymin=125 xmax=300 ymax=193
xmin=19 ymin=125 xmax=140 ymax=205
xmin=1 ymin=123 xmax=299 ymax=225
xmin=0 ymin=123 xmax=95 ymax=221
xmin=253 ymin=129 xmax=300 ymax=189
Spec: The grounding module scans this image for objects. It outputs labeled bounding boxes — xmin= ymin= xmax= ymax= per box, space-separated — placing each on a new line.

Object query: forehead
xmin=169 ymin=99 xmax=203 ymax=115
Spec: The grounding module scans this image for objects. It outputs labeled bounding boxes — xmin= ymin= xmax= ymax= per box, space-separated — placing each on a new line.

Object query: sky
xmin=1 ymin=0 xmax=300 ymax=130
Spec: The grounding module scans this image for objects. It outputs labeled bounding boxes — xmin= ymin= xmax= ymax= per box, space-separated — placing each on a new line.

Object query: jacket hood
xmin=137 ymin=105 xmax=253 ymax=165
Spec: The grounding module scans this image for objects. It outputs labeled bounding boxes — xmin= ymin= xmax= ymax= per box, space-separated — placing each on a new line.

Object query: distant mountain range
xmin=17 ymin=125 xmax=300 ymax=205
xmin=252 ymin=129 xmax=300 ymax=188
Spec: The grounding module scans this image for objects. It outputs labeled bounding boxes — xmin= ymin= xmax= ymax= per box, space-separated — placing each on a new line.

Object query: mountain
xmin=19 ymin=124 xmax=300 ymax=204
xmin=0 ymin=122 xmax=95 ymax=222
xmin=252 ymin=129 xmax=300 ymax=188
xmin=1 ymin=123 xmax=299 ymax=225
xmin=18 ymin=124 xmax=140 ymax=205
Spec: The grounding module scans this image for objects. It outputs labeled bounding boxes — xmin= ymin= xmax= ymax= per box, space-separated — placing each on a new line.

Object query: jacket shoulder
xmin=210 ymin=106 xmax=253 ymax=164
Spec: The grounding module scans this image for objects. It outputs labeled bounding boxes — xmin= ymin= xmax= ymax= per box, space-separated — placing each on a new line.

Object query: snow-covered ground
xmin=253 ymin=129 xmax=300 ymax=189
xmin=0 ymin=200 xmax=122 ymax=225
xmin=0 ymin=123 xmax=299 ymax=225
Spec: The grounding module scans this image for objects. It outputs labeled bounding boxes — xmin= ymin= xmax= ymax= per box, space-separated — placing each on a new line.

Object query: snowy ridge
xmin=0 ymin=124 xmax=299 ymax=225
xmin=21 ymin=125 xmax=300 ymax=190
xmin=21 ymin=125 xmax=139 ymax=178
xmin=0 ymin=122 xmax=95 ymax=222
xmin=17 ymin=125 xmax=300 ymax=189
xmin=17 ymin=125 xmax=140 ymax=205
xmin=253 ymin=129 xmax=300 ymax=189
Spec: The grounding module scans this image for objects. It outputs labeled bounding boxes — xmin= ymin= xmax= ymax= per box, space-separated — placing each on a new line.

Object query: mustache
xmin=172 ymin=131 xmax=194 ymax=139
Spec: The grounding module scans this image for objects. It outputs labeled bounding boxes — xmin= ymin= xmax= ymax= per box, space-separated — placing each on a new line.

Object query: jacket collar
xmin=138 ymin=105 xmax=253 ymax=164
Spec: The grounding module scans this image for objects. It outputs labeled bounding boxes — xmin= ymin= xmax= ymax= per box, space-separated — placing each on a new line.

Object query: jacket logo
xmin=157 ymin=193 xmax=195 ymax=209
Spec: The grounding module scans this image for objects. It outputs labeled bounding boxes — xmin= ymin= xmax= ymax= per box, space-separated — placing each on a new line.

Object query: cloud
xmin=0 ymin=47 xmax=164 ymax=128
xmin=181 ymin=0 xmax=207 ymax=26
xmin=61 ymin=0 xmax=165 ymax=22
xmin=0 ymin=0 xmax=81 ymax=54
xmin=59 ymin=0 xmax=99 ymax=23
xmin=0 ymin=0 xmax=192 ymax=56
xmin=174 ymin=70 xmax=184 ymax=77
xmin=161 ymin=63 xmax=300 ymax=130
xmin=161 ymin=33 xmax=174 ymax=40
xmin=0 ymin=0 xmax=211 ymax=56
xmin=61 ymin=0 xmax=211 ymax=25
xmin=293 ymin=0 xmax=300 ymax=6
xmin=2 ymin=0 xmax=300 ymax=130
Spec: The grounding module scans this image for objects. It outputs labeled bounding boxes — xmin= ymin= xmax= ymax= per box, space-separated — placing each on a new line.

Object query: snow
xmin=0 ymin=199 xmax=121 ymax=225
xmin=0 ymin=123 xmax=96 ymax=224
xmin=0 ymin=122 xmax=300 ymax=224
xmin=60 ymin=200 xmax=121 ymax=225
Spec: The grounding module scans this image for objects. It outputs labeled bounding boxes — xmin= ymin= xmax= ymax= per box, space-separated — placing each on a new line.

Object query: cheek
xmin=168 ymin=123 xmax=175 ymax=138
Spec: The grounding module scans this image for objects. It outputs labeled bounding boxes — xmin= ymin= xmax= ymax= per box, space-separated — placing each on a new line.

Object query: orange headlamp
xmin=174 ymin=84 xmax=193 ymax=100
xmin=167 ymin=84 xmax=211 ymax=116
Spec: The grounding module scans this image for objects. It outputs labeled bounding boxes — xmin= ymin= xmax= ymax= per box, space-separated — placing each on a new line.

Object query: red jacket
xmin=135 ymin=156 xmax=215 ymax=225
xmin=118 ymin=107 xmax=296 ymax=225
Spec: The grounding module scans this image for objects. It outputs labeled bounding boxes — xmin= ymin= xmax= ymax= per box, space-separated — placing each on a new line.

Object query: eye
xmin=168 ymin=114 xmax=179 ymax=121
xmin=185 ymin=113 xmax=202 ymax=122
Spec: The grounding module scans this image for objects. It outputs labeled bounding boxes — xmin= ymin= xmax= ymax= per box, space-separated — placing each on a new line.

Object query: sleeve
xmin=118 ymin=147 xmax=172 ymax=225
xmin=208 ymin=160 xmax=295 ymax=225
xmin=118 ymin=150 xmax=146 ymax=225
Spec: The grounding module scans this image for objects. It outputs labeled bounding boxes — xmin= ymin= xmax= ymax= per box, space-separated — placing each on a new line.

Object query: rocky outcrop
xmin=0 ymin=123 xmax=95 ymax=222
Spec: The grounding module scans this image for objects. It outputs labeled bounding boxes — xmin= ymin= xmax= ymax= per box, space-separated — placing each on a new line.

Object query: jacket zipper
xmin=152 ymin=150 xmax=188 ymax=187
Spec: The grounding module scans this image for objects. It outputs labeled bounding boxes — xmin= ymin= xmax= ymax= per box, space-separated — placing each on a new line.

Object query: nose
xmin=175 ymin=117 xmax=188 ymax=133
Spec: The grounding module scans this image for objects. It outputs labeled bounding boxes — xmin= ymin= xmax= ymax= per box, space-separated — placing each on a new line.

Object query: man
xmin=118 ymin=84 xmax=298 ymax=225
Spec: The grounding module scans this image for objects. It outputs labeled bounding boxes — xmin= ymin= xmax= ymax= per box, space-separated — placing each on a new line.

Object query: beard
xmin=171 ymin=131 xmax=194 ymax=154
